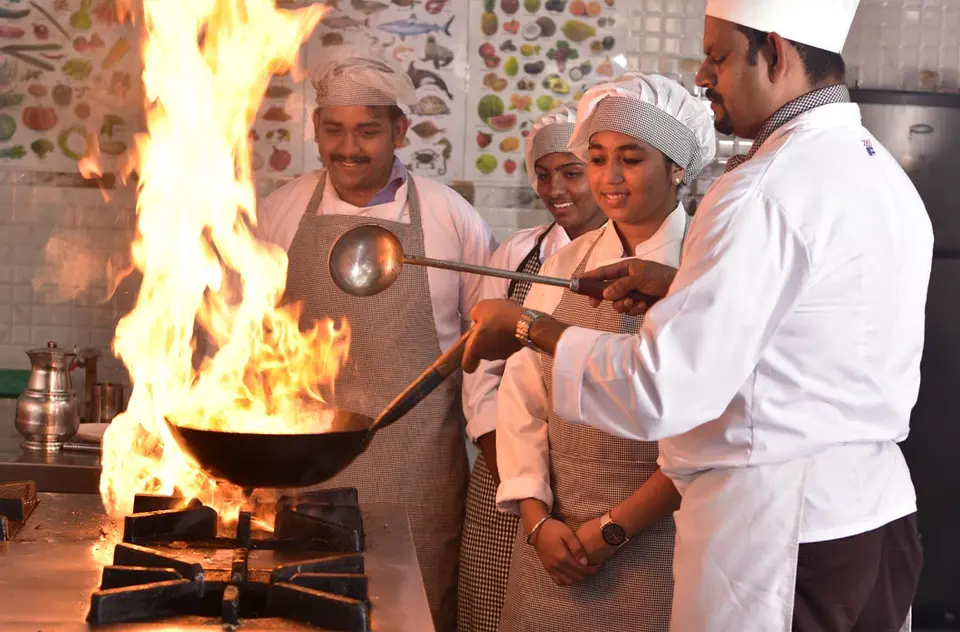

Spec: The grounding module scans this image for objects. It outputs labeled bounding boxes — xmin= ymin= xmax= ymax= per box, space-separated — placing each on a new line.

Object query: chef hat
xmin=568 ymin=73 xmax=716 ymax=185
xmin=524 ymin=102 xmax=579 ymax=188
xmin=705 ymin=0 xmax=860 ymax=54
xmin=311 ymin=47 xmax=417 ymax=109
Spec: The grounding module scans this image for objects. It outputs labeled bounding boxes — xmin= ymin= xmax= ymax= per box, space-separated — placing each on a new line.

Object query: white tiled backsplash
xmin=1 ymin=0 xmax=957 ymax=383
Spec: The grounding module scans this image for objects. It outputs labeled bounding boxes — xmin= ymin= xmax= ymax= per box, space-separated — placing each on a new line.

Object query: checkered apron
xmin=459 ymin=224 xmax=554 ymax=632
xmin=283 ymin=172 xmax=468 ymax=632
xmin=498 ymin=222 xmax=687 ymax=632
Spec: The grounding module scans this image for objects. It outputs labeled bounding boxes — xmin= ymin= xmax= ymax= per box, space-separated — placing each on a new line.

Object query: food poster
xmin=301 ymin=0 xmax=468 ymax=181
xmin=465 ymin=0 xmax=626 ymax=183
xmin=0 ymin=0 xmax=140 ymax=172
xmin=253 ymin=61 xmax=307 ymax=178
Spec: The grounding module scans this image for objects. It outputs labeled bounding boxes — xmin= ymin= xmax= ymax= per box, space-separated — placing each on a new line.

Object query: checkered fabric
xmin=283 ymin=173 xmax=467 ymax=632
xmin=458 ymin=452 xmax=522 ymax=632
xmin=497 ymin=218 xmax=689 ymax=632
xmin=725 ymin=84 xmax=850 ymax=172
xmin=315 ymin=72 xmax=396 ymax=107
xmin=588 ymin=96 xmax=704 ymax=184
xmin=531 ymin=124 xmax=576 ymax=166
xmin=506 ymin=223 xmax=554 ymax=307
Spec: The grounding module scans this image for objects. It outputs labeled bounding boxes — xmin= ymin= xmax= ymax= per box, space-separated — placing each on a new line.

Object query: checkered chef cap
xmin=524 ymin=102 xmax=579 ymax=189
xmin=568 ymin=73 xmax=717 ymax=185
xmin=311 ymin=48 xmax=417 ymax=109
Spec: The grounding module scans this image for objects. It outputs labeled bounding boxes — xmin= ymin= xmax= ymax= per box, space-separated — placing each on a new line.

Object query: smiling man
xmin=255 ymin=51 xmax=495 ymax=632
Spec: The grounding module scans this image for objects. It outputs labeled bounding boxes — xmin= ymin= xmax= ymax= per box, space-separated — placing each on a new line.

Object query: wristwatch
xmin=600 ymin=511 xmax=629 ymax=547
xmin=515 ymin=309 xmax=546 ymax=353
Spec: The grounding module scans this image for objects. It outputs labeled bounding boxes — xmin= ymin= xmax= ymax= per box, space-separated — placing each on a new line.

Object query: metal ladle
xmin=328 ymin=224 xmax=660 ymax=304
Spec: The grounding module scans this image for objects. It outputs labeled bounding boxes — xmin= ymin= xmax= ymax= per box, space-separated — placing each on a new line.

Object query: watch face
xmin=601 ymin=522 xmax=627 ymax=547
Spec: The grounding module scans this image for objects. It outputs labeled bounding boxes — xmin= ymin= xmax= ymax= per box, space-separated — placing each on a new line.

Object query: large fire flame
xmin=95 ymin=0 xmax=344 ymax=519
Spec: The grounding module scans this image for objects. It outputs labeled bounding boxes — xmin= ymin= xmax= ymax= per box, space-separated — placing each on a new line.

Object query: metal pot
xmin=15 ymin=341 xmax=81 ymax=452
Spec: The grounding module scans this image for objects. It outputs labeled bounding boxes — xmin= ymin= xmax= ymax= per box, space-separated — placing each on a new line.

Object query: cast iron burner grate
xmin=0 ymin=481 xmax=39 ymax=541
xmin=87 ymin=487 xmax=370 ymax=630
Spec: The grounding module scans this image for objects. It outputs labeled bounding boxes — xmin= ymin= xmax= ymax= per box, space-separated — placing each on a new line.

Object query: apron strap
xmin=507 ymin=221 xmax=556 ymax=300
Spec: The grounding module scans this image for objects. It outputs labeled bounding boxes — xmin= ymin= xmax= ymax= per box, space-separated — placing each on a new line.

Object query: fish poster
xmin=465 ymin=0 xmax=627 ymax=183
xmin=0 ymin=0 xmax=141 ymax=173
xmin=301 ymin=0 xmax=468 ymax=181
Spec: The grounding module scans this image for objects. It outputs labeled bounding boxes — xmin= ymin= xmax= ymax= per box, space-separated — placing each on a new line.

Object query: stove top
xmin=0 ymin=488 xmax=434 ymax=631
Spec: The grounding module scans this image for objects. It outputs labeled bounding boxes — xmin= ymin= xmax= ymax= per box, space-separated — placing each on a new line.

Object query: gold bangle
xmin=526 ymin=515 xmax=552 ymax=545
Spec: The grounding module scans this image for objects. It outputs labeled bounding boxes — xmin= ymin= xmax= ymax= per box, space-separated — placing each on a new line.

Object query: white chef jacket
xmin=550 ymin=103 xmax=933 ymax=542
xmin=255 ymin=169 xmax=497 ymax=356
xmin=461 ymin=223 xmax=570 ymax=441
xmin=496 ymin=205 xmax=687 ymax=514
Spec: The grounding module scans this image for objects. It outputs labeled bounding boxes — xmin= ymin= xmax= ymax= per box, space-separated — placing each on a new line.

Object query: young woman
xmin=493 ymin=74 xmax=716 ymax=631
xmin=459 ymin=104 xmax=607 ymax=632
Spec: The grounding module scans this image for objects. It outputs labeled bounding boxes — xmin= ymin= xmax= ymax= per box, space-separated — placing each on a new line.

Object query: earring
xmin=674 ymin=177 xmax=682 ymax=185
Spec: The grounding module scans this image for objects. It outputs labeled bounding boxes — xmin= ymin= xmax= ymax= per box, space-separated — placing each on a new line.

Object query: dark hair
xmin=737 ymin=25 xmax=845 ymax=85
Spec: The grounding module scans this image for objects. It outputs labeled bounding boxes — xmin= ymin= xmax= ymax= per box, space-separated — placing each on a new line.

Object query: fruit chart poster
xmin=465 ymin=0 xmax=626 ymax=184
xmin=0 ymin=0 xmax=141 ymax=173
xmin=300 ymin=0 xmax=468 ymax=181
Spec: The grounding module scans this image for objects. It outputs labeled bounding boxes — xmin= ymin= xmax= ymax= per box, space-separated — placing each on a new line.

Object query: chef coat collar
xmin=726 ymin=84 xmax=850 ymax=172
xmin=593 ymin=202 xmax=688 ymax=269
xmin=539 ymin=222 xmax=572 ymax=264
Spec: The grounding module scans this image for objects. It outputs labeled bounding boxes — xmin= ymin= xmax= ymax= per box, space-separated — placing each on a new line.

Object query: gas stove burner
xmin=0 ymin=481 xmax=39 ymax=541
xmin=87 ymin=487 xmax=370 ymax=630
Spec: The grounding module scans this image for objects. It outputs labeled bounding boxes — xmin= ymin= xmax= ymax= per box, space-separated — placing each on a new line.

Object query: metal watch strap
xmin=515 ymin=309 xmax=546 ymax=352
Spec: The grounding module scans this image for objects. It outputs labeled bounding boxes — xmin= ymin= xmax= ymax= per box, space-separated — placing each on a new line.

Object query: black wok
xmin=164 ymin=330 xmax=470 ymax=489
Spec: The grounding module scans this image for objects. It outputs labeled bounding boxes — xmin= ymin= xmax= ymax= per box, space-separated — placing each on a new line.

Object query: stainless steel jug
xmin=15 ymin=341 xmax=81 ymax=452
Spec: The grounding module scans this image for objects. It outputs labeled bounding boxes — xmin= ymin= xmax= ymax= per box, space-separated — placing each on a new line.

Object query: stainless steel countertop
xmin=0 ymin=424 xmax=102 ymax=494
xmin=0 ymin=493 xmax=435 ymax=632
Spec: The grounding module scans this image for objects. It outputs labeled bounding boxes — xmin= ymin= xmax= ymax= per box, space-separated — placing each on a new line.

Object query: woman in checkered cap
xmin=459 ymin=103 xmax=605 ymax=632
xmin=492 ymin=73 xmax=715 ymax=632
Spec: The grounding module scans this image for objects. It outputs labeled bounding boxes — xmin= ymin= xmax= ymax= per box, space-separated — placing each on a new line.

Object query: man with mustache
xmin=256 ymin=50 xmax=495 ymax=632
xmin=460 ymin=1 xmax=929 ymax=630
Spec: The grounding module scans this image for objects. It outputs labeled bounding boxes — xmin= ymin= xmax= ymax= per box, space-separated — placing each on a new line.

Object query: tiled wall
xmin=0 ymin=0 xmax=957 ymax=389
xmin=478 ymin=0 xmax=960 ymax=241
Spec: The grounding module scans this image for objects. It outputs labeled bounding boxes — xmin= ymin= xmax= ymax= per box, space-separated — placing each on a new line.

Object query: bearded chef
xmin=461 ymin=1 xmax=931 ymax=631
xmin=255 ymin=50 xmax=495 ymax=632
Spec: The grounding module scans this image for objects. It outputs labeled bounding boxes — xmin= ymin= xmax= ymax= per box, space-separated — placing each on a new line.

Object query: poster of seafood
xmin=0 ymin=0 xmax=141 ymax=173
xmin=465 ymin=0 xmax=627 ymax=183
xmin=300 ymin=0 xmax=467 ymax=181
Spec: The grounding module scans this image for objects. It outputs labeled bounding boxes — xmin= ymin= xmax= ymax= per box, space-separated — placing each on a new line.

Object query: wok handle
xmin=370 ymin=329 xmax=471 ymax=432
xmin=569 ymin=276 xmax=662 ymax=306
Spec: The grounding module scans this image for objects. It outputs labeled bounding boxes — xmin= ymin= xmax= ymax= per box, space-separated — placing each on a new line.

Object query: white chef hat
xmin=311 ymin=47 xmax=418 ymax=109
xmin=705 ymin=0 xmax=860 ymax=54
xmin=524 ymin=102 xmax=579 ymax=188
xmin=568 ymin=73 xmax=717 ymax=185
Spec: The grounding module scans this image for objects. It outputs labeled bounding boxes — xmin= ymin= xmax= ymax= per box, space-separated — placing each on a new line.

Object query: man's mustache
xmin=330 ymin=154 xmax=371 ymax=164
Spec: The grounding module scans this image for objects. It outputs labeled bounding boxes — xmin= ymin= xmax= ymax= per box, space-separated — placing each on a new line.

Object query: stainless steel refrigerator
xmin=853 ymin=88 xmax=960 ymax=625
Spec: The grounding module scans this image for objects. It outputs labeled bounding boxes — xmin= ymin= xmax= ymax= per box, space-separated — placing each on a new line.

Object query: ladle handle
xmin=569 ymin=277 xmax=662 ymax=307
xmin=404 ymin=254 xmax=571 ymax=289
xmin=371 ymin=329 xmax=472 ymax=432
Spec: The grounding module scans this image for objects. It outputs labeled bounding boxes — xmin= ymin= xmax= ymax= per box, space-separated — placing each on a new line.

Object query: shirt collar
xmin=362 ymin=156 xmax=408 ymax=207
xmin=538 ymin=223 xmax=571 ymax=264
xmin=725 ymin=84 xmax=850 ymax=173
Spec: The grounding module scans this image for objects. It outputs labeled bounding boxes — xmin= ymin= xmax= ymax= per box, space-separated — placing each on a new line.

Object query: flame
xmin=97 ymin=0 xmax=339 ymax=520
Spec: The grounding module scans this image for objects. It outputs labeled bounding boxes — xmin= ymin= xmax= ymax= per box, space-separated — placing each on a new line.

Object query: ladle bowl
xmin=328 ymin=224 xmax=405 ymax=297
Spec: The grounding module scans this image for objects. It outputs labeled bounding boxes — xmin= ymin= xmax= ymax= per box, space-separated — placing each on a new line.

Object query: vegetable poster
xmin=302 ymin=0 xmax=468 ymax=180
xmin=465 ymin=0 xmax=626 ymax=183
xmin=0 ymin=0 xmax=140 ymax=172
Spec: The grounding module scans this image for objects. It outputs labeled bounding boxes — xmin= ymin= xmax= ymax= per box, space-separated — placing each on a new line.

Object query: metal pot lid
xmin=26 ymin=341 xmax=76 ymax=357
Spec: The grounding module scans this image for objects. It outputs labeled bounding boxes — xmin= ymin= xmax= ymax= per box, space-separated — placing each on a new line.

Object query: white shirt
xmin=550 ymin=104 xmax=932 ymax=541
xmin=461 ymin=223 xmax=570 ymax=440
xmin=256 ymin=170 xmax=497 ymax=355
xmin=496 ymin=206 xmax=687 ymax=514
